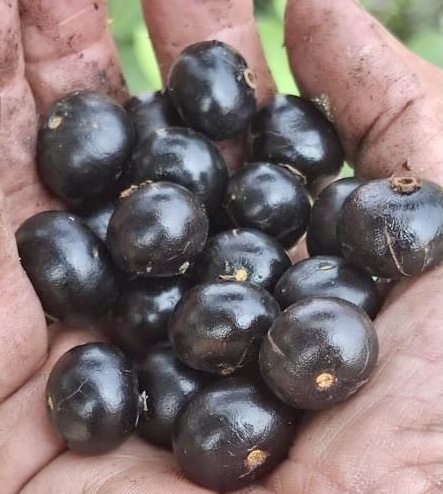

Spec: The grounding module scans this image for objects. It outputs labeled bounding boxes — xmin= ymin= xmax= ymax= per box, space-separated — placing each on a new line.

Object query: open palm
xmin=0 ymin=1 xmax=441 ymax=493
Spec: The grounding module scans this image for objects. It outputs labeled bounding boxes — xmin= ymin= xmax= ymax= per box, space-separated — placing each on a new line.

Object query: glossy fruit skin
xmin=169 ymin=281 xmax=280 ymax=375
xmin=136 ymin=342 xmax=213 ymax=449
xmin=80 ymin=200 xmax=117 ymax=243
xmin=306 ymin=177 xmax=365 ymax=256
xmin=192 ymin=228 xmax=292 ymax=292
xmin=249 ymin=94 xmax=344 ymax=191
xmin=37 ymin=90 xmax=135 ymax=208
xmin=259 ymin=297 xmax=379 ymax=410
xmin=16 ymin=211 xmax=119 ymax=326
xmin=224 ymin=162 xmax=311 ymax=248
xmin=167 ymin=40 xmax=257 ymax=140
xmin=112 ymin=277 xmax=191 ymax=357
xmin=107 ymin=182 xmax=209 ymax=277
xmin=337 ymin=177 xmax=443 ymax=278
xmin=124 ymin=90 xmax=183 ymax=142
xmin=172 ymin=376 xmax=297 ymax=492
xmin=45 ymin=342 xmax=139 ymax=455
xmin=273 ymin=256 xmax=381 ymax=319
xmin=127 ymin=127 xmax=228 ymax=216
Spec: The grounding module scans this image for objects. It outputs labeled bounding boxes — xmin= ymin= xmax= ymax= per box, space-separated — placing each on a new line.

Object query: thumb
xmin=285 ymin=0 xmax=442 ymax=184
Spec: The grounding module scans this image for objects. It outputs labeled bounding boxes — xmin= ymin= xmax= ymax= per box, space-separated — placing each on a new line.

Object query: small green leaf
xmin=132 ymin=26 xmax=162 ymax=90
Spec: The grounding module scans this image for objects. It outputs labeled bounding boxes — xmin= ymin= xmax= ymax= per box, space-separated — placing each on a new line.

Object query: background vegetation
xmin=108 ymin=0 xmax=442 ymax=95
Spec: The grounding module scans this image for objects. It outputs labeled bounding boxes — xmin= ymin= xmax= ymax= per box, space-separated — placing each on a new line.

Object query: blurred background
xmin=108 ymin=0 xmax=442 ymax=95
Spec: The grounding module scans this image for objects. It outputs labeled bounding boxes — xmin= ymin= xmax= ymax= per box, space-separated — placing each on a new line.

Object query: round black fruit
xmin=172 ymin=376 xmax=297 ymax=492
xmin=306 ymin=176 xmax=365 ymax=256
xmin=169 ymin=281 xmax=280 ymax=375
xmin=112 ymin=276 xmax=191 ymax=357
xmin=337 ymin=176 xmax=443 ymax=278
xmin=137 ymin=342 xmax=212 ymax=449
xmin=192 ymin=228 xmax=292 ymax=291
xmin=224 ymin=162 xmax=311 ymax=248
xmin=16 ymin=211 xmax=119 ymax=326
xmin=167 ymin=40 xmax=257 ymax=140
xmin=80 ymin=200 xmax=117 ymax=243
xmin=273 ymin=256 xmax=381 ymax=319
xmin=125 ymin=90 xmax=183 ymax=142
xmin=248 ymin=94 xmax=344 ymax=191
xmin=127 ymin=127 xmax=228 ymax=216
xmin=107 ymin=182 xmax=209 ymax=277
xmin=45 ymin=342 xmax=139 ymax=455
xmin=37 ymin=90 xmax=135 ymax=208
xmin=259 ymin=297 xmax=379 ymax=409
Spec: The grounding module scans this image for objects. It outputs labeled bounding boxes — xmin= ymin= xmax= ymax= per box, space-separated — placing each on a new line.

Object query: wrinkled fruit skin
xmin=37 ymin=90 xmax=135 ymax=208
xmin=192 ymin=228 xmax=292 ymax=292
xmin=167 ymin=40 xmax=257 ymax=140
xmin=224 ymin=162 xmax=311 ymax=248
xmin=249 ymin=94 xmax=344 ymax=192
xmin=307 ymin=176 xmax=365 ymax=257
xmin=136 ymin=342 xmax=212 ymax=449
xmin=172 ymin=376 xmax=297 ymax=492
xmin=107 ymin=182 xmax=209 ymax=277
xmin=337 ymin=177 xmax=443 ymax=279
xmin=169 ymin=281 xmax=280 ymax=375
xmin=259 ymin=297 xmax=379 ymax=410
xmin=45 ymin=343 xmax=139 ymax=455
xmin=127 ymin=127 xmax=228 ymax=216
xmin=273 ymin=255 xmax=381 ymax=319
xmin=16 ymin=211 xmax=119 ymax=326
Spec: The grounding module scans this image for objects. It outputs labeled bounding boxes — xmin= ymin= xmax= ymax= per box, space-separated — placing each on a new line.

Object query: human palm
xmin=0 ymin=0 xmax=441 ymax=493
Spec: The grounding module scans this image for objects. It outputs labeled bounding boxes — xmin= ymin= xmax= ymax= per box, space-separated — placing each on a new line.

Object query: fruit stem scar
xmin=389 ymin=176 xmax=421 ymax=194
xmin=219 ymin=267 xmax=250 ymax=282
xmin=315 ymin=371 xmax=337 ymax=390
xmin=48 ymin=115 xmax=63 ymax=129
xmin=243 ymin=69 xmax=257 ymax=90
xmin=243 ymin=449 xmax=270 ymax=474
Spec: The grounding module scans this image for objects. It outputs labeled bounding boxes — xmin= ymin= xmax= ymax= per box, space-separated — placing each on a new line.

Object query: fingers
xmin=142 ymin=0 xmax=275 ymax=106
xmin=0 ymin=327 xmax=95 ymax=493
xmin=0 ymin=0 xmax=58 ymax=227
xmin=19 ymin=0 xmax=128 ymax=116
xmin=285 ymin=0 xmax=443 ymax=184
xmin=0 ymin=190 xmax=48 ymax=402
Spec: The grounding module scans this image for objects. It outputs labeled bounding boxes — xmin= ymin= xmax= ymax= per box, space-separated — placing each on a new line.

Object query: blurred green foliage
xmin=108 ymin=0 xmax=442 ymax=94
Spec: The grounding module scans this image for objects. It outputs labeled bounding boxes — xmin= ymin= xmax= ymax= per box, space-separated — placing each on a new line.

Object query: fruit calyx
xmin=389 ymin=176 xmax=422 ymax=194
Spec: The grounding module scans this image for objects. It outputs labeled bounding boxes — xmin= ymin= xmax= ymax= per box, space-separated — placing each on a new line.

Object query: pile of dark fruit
xmin=16 ymin=40 xmax=443 ymax=492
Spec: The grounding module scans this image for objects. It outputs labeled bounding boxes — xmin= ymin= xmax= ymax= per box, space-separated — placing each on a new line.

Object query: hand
xmin=0 ymin=0 xmax=441 ymax=493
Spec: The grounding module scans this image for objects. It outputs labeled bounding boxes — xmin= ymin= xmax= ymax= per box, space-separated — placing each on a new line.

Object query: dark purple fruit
xmin=112 ymin=276 xmax=191 ymax=357
xmin=16 ymin=211 xmax=119 ymax=326
xmin=167 ymin=40 xmax=257 ymax=140
xmin=127 ymin=127 xmax=228 ymax=216
xmin=259 ymin=297 xmax=379 ymax=409
xmin=248 ymin=94 xmax=344 ymax=191
xmin=107 ymin=182 xmax=209 ymax=277
xmin=169 ymin=281 xmax=280 ymax=375
xmin=306 ymin=176 xmax=365 ymax=256
xmin=137 ymin=342 xmax=212 ymax=449
xmin=224 ymin=162 xmax=311 ymax=248
xmin=337 ymin=176 xmax=443 ymax=278
xmin=192 ymin=228 xmax=291 ymax=291
xmin=80 ymin=200 xmax=117 ymax=243
xmin=125 ymin=90 xmax=183 ymax=142
xmin=37 ymin=90 xmax=135 ymax=208
xmin=172 ymin=376 xmax=297 ymax=492
xmin=45 ymin=342 xmax=139 ymax=454
xmin=273 ymin=256 xmax=381 ymax=319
